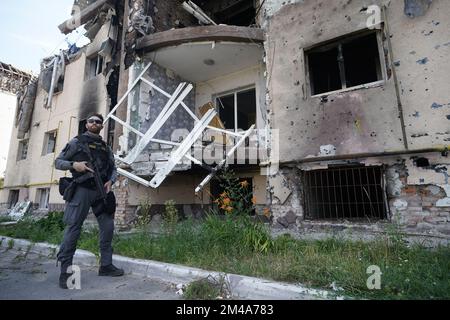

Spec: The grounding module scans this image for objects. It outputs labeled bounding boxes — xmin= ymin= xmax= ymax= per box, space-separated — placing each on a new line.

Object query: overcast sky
xmin=0 ymin=0 xmax=89 ymax=74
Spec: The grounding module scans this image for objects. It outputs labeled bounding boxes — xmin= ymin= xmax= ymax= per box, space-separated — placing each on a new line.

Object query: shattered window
xmin=42 ymin=131 xmax=57 ymax=155
xmin=215 ymin=88 xmax=256 ymax=132
xmin=17 ymin=139 xmax=29 ymax=161
xmin=86 ymin=54 xmax=104 ymax=80
xmin=306 ymin=31 xmax=383 ymax=95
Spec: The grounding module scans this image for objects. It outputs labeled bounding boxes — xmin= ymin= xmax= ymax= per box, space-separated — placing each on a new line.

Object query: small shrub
xmin=241 ymin=217 xmax=274 ymax=253
xmin=135 ymin=198 xmax=152 ymax=230
xmin=183 ymin=275 xmax=231 ymax=300
xmin=7 ymin=239 xmax=14 ymax=249
xmin=214 ymin=169 xmax=255 ymax=216
xmin=163 ymin=200 xmax=178 ymax=234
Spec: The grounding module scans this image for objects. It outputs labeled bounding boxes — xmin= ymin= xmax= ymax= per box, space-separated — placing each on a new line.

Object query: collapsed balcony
xmin=109 ymin=24 xmax=266 ymax=191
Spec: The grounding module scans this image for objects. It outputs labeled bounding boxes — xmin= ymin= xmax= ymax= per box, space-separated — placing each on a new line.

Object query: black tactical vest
xmin=69 ymin=134 xmax=113 ymax=185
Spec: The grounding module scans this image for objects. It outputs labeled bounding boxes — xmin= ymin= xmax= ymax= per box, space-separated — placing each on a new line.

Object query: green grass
xmin=0 ymin=213 xmax=449 ymax=299
xmin=0 ymin=216 xmax=13 ymax=223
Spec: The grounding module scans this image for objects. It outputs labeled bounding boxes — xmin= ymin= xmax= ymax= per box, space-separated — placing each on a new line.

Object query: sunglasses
xmin=87 ymin=119 xmax=103 ymax=125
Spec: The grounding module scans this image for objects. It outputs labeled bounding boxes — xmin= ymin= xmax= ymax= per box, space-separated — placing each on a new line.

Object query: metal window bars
xmin=104 ymin=62 xmax=255 ymax=192
xmin=302 ymin=166 xmax=388 ymax=221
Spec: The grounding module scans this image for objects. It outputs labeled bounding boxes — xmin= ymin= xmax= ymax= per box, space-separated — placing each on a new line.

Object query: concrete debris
xmin=318 ymin=145 xmax=337 ymax=157
xmin=0 ymin=62 xmax=35 ymax=95
xmin=8 ymin=201 xmax=32 ymax=221
xmin=129 ymin=0 xmax=154 ymax=36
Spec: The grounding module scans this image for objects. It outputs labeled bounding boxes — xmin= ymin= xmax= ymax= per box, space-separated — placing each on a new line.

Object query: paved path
xmin=0 ymin=247 xmax=181 ymax=300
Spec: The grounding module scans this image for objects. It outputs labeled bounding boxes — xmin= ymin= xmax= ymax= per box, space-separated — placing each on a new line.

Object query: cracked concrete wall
xmin=263 ymin=0 xmax=450 ymax=162
xmin=390 ymin=0 xmax=450 ymax=148
xmin=268 ymin=153 xmax=450 ymax=237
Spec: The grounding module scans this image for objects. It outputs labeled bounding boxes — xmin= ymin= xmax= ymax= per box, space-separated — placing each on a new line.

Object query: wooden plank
xmin=58 ymin=0 xmax=112 ymax=34
xmin=136 ymin=25 xmax=264 ymax=52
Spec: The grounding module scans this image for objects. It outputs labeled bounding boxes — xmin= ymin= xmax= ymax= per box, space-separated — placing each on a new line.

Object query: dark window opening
xmin=197 ymin=0 xmax=256 ymax=26
xmin=8 ymin=190 xmax=19 ymax=209
xmin=307 ymin=32 xmax=383 ymax=95
xmin=217 ymin=94 xmax=235 ymax=130
xmin=303 ymin=166 xmax=387 ymax=221
xmin=216 ymin=88 xmax=256 ymax=132
xmin=86 ymin=54 xmax=104 ymax=80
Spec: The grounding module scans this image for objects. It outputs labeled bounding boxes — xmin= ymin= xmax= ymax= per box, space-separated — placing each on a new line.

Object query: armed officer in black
xmin=55 ymin=113 xmax=124 ymax=289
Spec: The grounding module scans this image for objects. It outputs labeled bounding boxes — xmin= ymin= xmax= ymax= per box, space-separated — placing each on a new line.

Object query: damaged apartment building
xmin=1 ymin=0 xmax=449 ymax=242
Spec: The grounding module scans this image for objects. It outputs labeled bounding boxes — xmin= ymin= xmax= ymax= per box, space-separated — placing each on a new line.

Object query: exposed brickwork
xmin=113 ymin=176 xmax=136 ymax=230
xmin=268 ymin=162 xmax=450 ymax=239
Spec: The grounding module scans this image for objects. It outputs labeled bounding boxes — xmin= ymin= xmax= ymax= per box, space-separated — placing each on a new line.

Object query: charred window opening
xmin=306 ymin=31 xmax=383 ymax=95
xmin=85 ymin=54 xmax=104 ymax=80
xmin=216 ymin=88 xmax=256 ymax=132
xmin=197 ymin=0 xmax=257 ymax=26
xmin=303 ymin=166 xmax=388 ymax=221
xmin=8 ymin=190 xmax=19 ymax=209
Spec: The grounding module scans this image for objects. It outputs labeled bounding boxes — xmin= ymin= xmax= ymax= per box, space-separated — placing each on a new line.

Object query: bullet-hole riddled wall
xmin=263 ymin=0 xmax=450 ymax=239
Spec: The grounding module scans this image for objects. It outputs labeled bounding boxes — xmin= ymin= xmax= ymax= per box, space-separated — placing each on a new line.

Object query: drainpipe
xmin=50 ymin=121 xmax=63 ymax=183
xmin=382 ymin=5 xmax=408 ymax=150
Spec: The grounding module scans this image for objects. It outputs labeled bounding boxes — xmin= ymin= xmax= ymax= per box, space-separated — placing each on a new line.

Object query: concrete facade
xmin=263 ymin=0 xmax=450 ymax=238
xmin=1 ymin=0 xmax=449 ymax=242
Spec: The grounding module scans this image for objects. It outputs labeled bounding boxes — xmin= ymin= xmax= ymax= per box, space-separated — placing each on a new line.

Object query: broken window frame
xmin=304 ymin=29 xmax=387 ymax=97
xmin=85 ymin=54 xmax=104 ymax=80
xmin=17 ymin=139 xmax=29 ymax=161
xmin=42 ymin=131 xmax=58 ymax=156
xmin=36 ymin=188 xmax=50 ymax=209
xmin=214 ymin=85 xmax=257 ymax=133
xmin=104 ymin=62 xmax=255 ymax=192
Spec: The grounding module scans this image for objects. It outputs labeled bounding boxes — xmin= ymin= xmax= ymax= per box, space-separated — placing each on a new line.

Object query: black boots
xmin=59 ymin=272 xmax=72 ymax=289
xmin=98 ymin=264 xmax=124 ymax=277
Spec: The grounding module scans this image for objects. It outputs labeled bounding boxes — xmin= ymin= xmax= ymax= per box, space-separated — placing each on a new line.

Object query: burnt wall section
xmin=129 ymin=61 xmax=195 ymax=144
xmin=152 ymin=0 xmax=197 ymax=31
xmin=15 ymin=81 xmax=38 ymax=139
xmin=78 ymin=75 xmax=109 ymax=120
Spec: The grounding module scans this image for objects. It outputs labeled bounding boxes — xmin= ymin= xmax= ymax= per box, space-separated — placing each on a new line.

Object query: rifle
xmin=80 ymin=142 xmax=116 ymax=216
